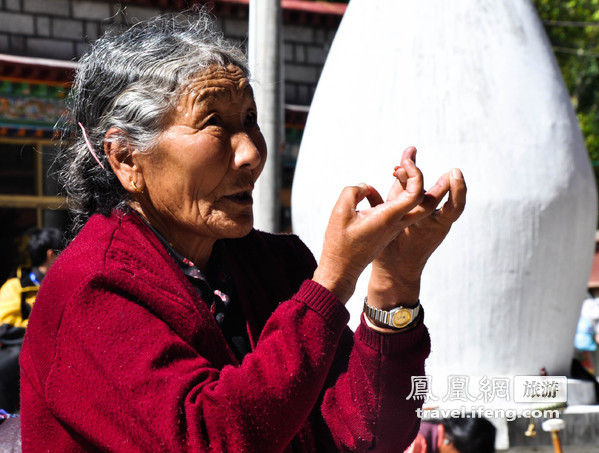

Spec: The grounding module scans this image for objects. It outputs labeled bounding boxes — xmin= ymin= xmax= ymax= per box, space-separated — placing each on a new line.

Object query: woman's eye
xmin=205 ymin=115 xmax=222 ymax=127
xmin=245 ymin=112 xmax=258 ymax=127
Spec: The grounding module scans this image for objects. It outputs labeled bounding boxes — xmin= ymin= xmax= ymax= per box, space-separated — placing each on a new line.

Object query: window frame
xmin=0 ymin=136 xmax=67 ymax=228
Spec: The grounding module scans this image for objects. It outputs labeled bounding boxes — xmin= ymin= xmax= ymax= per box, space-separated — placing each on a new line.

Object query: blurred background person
xmin=405 ymin=417 xmax=496 ymax=453
xmin=0 ymin=227 xmax=63 ymax=413
xmin=574 ymin=289 xmax=599 ymax=375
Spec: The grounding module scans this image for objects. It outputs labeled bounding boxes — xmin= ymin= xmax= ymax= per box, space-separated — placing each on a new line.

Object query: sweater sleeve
xmin=245 ymin=232 xmax=430 ymax=451
xmin=224 ymin=231 xmax=430 ymax=451
xmin=39 ymin=278 xmax=350 ymax=453
xmin=316 ymin=315 xmax=430 ymax=452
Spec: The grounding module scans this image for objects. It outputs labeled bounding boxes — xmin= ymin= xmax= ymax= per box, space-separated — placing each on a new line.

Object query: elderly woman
xmin=20 ymin=11 xmax=466 ymax=453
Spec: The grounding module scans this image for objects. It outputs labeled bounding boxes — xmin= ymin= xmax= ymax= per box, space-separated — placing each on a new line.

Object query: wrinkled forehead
xmin=179 ymin=64 xmax=253 ymax=106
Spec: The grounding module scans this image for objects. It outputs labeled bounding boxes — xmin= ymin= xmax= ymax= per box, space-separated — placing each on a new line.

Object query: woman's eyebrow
xmin=195 ymin=86 xmax=229 ymax=103
xmin=192 ymin=85 xmax=255 ymax=112
xmin=178 ymin=87 xmax=224 ymax=118
xmin=175 ymin=94 xmax=246 ymax=127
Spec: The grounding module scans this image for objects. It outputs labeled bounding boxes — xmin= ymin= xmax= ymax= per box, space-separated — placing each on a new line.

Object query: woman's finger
xmin=366 ymin=185 xmax=385 ymax=207
xmin=398 ymin=151 xmax=424 ymax=200
xmin=332 ymin=183 xmax=374 ymax=221
xmin=436 ymin=168 xmax=467 ymax=225
xmin=360 ymin=182 xmax=422 ymax=230
xmin=401 ymin=146 xmax=417 ymax=165
xmin=393 ymin=166 xmax=409 ymax=191
xmin=389 ymin=146 xmax=417 ymax=196
xmin=399 ymin=172 xmax=450 ymax=224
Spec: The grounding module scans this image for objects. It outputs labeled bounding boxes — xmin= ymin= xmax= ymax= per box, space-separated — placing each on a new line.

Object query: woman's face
xmin=136 ymin=65 xmax=266 ymax=251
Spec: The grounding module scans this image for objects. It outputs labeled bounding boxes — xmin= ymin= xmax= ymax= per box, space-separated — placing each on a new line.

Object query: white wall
xmin=292 ymin=0 xmax=597 ymax=388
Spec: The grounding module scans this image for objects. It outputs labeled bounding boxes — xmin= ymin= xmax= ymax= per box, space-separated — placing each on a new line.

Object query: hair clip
xmin=78 ymin=122 xmax=106 ymax=170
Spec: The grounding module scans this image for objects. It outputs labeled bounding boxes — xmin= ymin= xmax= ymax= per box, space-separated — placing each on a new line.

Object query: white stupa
xmin=292 ymin=0 xmax=597 ymax=385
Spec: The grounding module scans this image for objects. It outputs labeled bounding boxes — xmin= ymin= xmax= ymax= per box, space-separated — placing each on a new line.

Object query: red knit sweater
xmin=20 ymin=211 xmax=430 ymax=452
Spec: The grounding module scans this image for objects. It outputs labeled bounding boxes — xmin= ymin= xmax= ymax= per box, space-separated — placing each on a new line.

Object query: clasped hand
xmin=313 ymin=146 xmax=467 ymax=306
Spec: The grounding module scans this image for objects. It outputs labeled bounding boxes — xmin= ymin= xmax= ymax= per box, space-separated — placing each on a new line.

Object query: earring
xmin=443 ymin=439 xmax=450 ymax=445
xmin=130 ymin=181 xmax=143 ymax=193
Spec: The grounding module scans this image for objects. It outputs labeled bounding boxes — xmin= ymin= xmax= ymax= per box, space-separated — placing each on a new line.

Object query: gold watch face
xmin=392 ymin=308 xmax=412 ymax=328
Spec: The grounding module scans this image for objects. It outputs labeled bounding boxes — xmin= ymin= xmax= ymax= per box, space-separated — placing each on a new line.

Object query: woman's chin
xmin=217 ymin=215 xmax=254 ymax=239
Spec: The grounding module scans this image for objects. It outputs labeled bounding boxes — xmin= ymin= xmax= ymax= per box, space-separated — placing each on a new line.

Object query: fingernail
xmin=451 ymin=168 xmax=463 ymax=180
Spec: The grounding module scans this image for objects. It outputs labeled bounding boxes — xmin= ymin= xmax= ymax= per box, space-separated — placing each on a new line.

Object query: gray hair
xmin=58 ymin=9 xmax=249 ymax=235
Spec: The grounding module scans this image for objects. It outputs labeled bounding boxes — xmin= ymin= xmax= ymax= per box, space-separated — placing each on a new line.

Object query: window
xmin=0 ymin=138 xmax=68 ymax=282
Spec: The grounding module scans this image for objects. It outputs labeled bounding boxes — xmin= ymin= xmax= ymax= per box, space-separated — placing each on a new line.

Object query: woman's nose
xmin=232 ymin=131 xmax=263 ymax=170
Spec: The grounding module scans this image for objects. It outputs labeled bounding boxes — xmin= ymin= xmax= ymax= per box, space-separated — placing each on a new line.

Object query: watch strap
xmin=363 ymin=297 xmax=421 ymax=329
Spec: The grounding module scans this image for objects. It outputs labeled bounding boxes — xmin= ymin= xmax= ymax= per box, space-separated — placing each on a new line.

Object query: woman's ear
xmin=104 ymin=127 xmax=145 ymax=194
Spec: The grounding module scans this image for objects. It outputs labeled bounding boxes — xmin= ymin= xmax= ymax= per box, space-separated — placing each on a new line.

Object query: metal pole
xmin=248 ymin=0 xmax=283 ymax=233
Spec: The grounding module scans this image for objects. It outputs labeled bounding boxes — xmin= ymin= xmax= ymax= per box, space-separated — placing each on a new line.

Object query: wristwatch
xmin=363 ymin=297 xmax=421 ymax=329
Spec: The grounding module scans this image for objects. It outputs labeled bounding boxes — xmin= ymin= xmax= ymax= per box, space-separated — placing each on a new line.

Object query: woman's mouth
xmin=224 ymin=191 xmax=253 ymax=205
